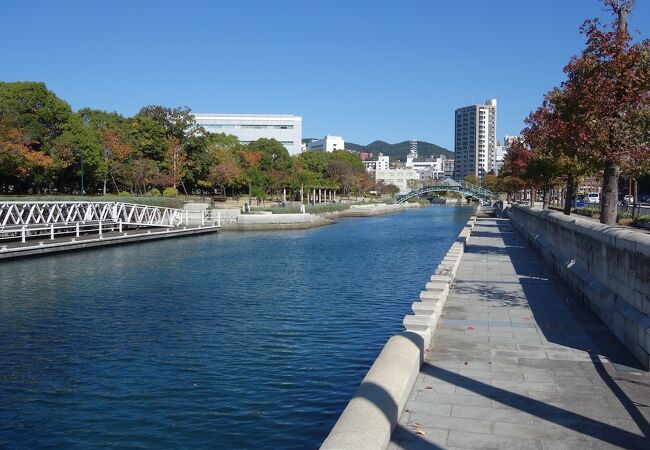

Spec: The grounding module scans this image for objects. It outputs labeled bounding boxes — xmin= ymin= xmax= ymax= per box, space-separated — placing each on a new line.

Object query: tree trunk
xmin=633 ymin=178 xmax=639 ymax=220
xmin=103 ymin=178 xmax=107 ymax=196
xmin=542 ymin=188 xmax=548 ymax=210
xmin=600 ymin=161 xmax=620 ymax=225
xmin=563 ymin=174 xmax=575 ymax=216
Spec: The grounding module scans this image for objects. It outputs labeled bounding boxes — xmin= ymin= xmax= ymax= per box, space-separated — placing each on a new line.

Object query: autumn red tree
xmin=100 ymin=127 xmax=132 ymax=194
xmin=0 ymin=119 xmax=54 ymax=185
xmin=499 ymin=140 xmax=532 ymax=202
xmin=563 ymin=0 xmax=650 ymax=224
xmin=522 ymin=89 xmax=594 ymax=213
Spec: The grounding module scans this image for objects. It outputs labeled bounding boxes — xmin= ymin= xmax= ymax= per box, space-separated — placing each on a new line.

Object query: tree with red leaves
xmin=523 ymin=88 xmax=596 ymax=214
xmin=499 ymin=139 xmax=532 ymax=203
xmin=563 ymin=0 xmax=650 ymax=224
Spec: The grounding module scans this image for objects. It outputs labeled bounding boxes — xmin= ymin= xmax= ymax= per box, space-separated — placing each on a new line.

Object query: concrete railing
xmin=320 ymin=214 xmax=477 ymax=449
xmin=320 ymin=332 xmax=424 ymax=450
xmin=509 ymin=205 xmax=650 ymax=369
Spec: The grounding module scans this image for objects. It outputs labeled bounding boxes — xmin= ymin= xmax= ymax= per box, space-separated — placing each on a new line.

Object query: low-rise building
xmin=375 ymin=168 xmax=420 ymax=194
xmin=405 ymin=154 xmax=454 ymax=181
xmin=363 ymin=154 xmax=390 ymax=174
xmin=194 ymin=113 xmax=303 ymax=155
xmin=306 ymin=135 xmax=345 ymax=152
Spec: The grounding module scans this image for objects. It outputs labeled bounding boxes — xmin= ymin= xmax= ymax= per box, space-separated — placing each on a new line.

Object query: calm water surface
xmin=0 ymin=205 xmax=472 ymax=449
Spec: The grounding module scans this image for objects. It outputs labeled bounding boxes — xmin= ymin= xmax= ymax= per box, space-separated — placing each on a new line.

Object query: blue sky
xmin=2 ymin=0 xmax=649 ymax=149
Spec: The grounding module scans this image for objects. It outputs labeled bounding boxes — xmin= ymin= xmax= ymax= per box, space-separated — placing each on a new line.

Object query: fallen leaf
xmin=464 ymin=361 xmax=469 ymax=365
xmin=415 ymin=429 xmax=426 ymax=436
xmin=424 ymin=385 xmax=432 ymax=390
xmin=467 ymin=326 xmax=475 ymax=330
xmin=404 ymin=409 xmax=411 ymax=413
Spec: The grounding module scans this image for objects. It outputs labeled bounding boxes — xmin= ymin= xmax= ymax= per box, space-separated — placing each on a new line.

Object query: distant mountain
xmin=345 ymin=140 xmax=453 ymax=162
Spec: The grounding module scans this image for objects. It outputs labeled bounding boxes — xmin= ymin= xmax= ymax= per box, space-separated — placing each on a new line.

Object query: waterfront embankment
xmin=188 ymin=202 xmax=423 ymax=231
xmin=320 ymin=214 xmax=477 ymax=450
xmin=322 ymin=212 xmax=650 ymax=449
xmin=388 ymin=217 xmax=650 ymax=449
xmin=508 ymin=204 xmax=650 ymax=369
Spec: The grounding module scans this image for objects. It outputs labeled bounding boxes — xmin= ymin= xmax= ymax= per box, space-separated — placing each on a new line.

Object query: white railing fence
xmin=0 ymin=201 xmax=184 ymax=228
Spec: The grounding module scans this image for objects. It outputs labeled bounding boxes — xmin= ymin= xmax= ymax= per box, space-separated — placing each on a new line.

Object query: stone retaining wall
xmin=222 ymin=213 xmax=333 ymax=231
xmin=509 ymin=205 xmax=650 ymax=369
xmin=320 ymin=214 xmax=478 ymax=450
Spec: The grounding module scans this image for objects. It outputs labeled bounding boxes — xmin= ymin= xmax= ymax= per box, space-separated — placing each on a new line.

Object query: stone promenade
xmin=389 ymin=218 xmax=650 ymax=449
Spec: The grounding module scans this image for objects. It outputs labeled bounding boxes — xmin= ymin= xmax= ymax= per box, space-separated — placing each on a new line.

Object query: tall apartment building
xmin=453 ymin=99 xmax=497 ymax=180
xmin=194 ymin=114 xmax=303 ymax=155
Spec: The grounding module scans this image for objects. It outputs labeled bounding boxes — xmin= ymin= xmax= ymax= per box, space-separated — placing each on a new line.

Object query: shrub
xmin=617 ymin=211 xmax=632 ymax=219
xmin=118 ymin=191 xmax=131 ymax=197
xmin=146 ymin=188 xmax=161 ymax=197
xmin=162 ymin=187 xmax=178 ymax=197
xmin=575 ymin=206 xmax=600 ymax=217
xmin=638 ymin=215 xmax=650 ymax=223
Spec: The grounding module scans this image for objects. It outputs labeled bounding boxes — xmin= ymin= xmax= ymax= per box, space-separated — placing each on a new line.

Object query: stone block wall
xmin=509 ymin=205 xmax=650 ymax=369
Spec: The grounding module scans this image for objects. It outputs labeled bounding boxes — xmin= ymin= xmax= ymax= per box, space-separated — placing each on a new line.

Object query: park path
xmin=389 ymin=217 xmax=650 ymax=449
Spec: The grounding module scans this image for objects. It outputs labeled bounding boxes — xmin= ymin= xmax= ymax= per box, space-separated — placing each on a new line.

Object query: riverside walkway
xmin=389 ymin=217 xmax=650 ymax=449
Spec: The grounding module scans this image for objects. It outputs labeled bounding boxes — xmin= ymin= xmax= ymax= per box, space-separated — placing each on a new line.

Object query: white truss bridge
xmin=0 ymin=201 xmax=187 ymax=242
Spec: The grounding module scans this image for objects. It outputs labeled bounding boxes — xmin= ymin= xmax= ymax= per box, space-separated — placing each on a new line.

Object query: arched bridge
xmin=396 ymin=178 xmax=495 ymax=204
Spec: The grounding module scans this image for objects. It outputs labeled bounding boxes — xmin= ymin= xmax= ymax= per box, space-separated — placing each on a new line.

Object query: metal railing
xmin=0 ymin=220 xmax=125 ymax=243
xmin=0 ymin=201 xmax=184 ymax=229
xmin=0 ymin=211 xmax=221 ymax=245
xmin=396 ymin=178 xmax=495 ymax=203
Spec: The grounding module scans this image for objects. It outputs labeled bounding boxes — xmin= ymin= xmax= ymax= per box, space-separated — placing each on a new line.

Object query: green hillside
xmin=346 ymin=140 xmax=453 ymax=162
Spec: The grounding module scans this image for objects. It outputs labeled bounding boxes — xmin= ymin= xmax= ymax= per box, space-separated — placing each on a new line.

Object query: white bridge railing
xmin=0 ymin=201 xmax=184 ymax=229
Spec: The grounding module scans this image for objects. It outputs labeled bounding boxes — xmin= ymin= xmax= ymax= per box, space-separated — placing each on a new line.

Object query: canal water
xmin=0 ymin=205 xmax=473 ymax=449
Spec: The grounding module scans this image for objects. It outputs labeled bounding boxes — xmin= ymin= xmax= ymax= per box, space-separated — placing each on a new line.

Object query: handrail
xmin=0 ymin=219 xmax=123 ymax=243
xmin=396 ymin=178 xmax=495 ymax=204
xmin=0 ymin=201 xmax=184 ymax=228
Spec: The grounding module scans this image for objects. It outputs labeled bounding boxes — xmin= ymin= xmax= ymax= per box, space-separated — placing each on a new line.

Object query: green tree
xmin=0 ymin=82 xmax=75 ymax=192
xmin=136 ymin=105 xmax=196 ymax=143
xmin=247 ymin=138 xmax=294 ymax=172
xmin=463 ymin=174 xmax=480 ymax=186
xmin=130 ymin=115 xmax=167 ymax=162
xmin=483 ymin=174 xmax=500 ymax=193
xmin=386 ymin=184 xmax=400 ymax=196
xmin=297 ymin=150 xmax=330 ymax=174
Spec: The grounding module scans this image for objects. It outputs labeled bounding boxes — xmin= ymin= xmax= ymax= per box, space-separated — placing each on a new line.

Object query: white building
xmin=442 ymin=157 xmax=455 ymax=178
xmin=454 ymin=99 xmax=497 ymax=180
xmin=405 ymin=154 xmax=455 ymax=181
xmin=363 ymin=154 xmax=390 ymax=173
xmin=494 ymin=143 xmax=506 ymax=175
xmin=306 ymin=135 xmax=345 ymax=152
xmin=495 ymin=135 xmax=522 ymax=175
xmin=375 ymin=168 xmax=420 ymax=194
xmin=194 ymin=113 xmax=303 ymax=155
